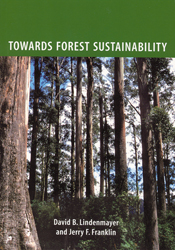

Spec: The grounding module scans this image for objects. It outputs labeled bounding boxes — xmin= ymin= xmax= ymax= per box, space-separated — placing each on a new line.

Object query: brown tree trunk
xmin=153 ymin=94 xmax=166 ymax=214
xmin=71 ymin=57 xmax=75 ymax=199
xmin=76 ymin=57 xmax=83 ymax=199
xmin=151 ymin=61 xmax=166 ymax=214
xmin=29 ymin=57 xmax=41 ymax=201
xmin=106 ymin=135 xmax=110 ymax=196
xmin=0 ymin=57 xmax=41 ymax=250
xmin=132 ymin=123 xmax=140 ymax=215
xmin=133 ymin=124 xmax=139 ymax=197
xmin=44 ymin=74 xmax=54 ymax=201
xmin=99 ymin=92 xmax=104 ymax=195
xmin=80 ymin=142 xmax=85 ymax=198
xmin=86 ymin=57 xmax=94 ymax=197
xmin=114 ymin=57 xmax=127 ymax=194
xmin=137 ymin=58 xmax=159 ymax=250
xmin=164 ymin=158 xmax=170 ymax=208
xmin=104 ymin=109 xmax=110 ymax=196
xmin=40 ymin=150 xmax=45 ymax=201
xmin=54 ymin=57 xmax=60 ymax=205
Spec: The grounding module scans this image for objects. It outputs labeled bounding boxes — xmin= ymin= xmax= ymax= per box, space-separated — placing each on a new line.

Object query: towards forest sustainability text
xmin=8 ymin=41 xmax=167 ymax=52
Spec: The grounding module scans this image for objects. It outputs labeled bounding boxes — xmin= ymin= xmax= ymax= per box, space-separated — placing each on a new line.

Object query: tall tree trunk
xmin=41 ymin=150 xmax=45 ymax=201
xmin=71 ymin=57 xmax=75 ymax=199
xmin=76 ymin=57 xmax=83 ymax=199
xmin=86 ymin=57 xmax=94 ymax=197
xmin=133 ymin=123 xmax=139 ymax=197
xmin=105 ymin=161 xmax=107 ymax=197
xmin=99 ymin=92 xmax=104 ymax=195
xmin=54 ymin=57 xmax=60 ymax=205
xmin=81 ymin=141 xmax=85 ymax=198
xmin=107 ymin=136 xmax=110 ymax=197
xmin=132 ymin=123 xmax=140 ymax=215
xmin=164 ymin=158 xmax=171 ymax=208
xmin=104 ymin=109 xmax=110 ymax=197
xmin=153 ymin=93 xmax=166 ymax=214
xmin=44 ymin=74 xmax=54 ymax=201
xmin=114 ymin=57 xmax=127 ymax=194
xmin=151 ymin=61 xmax=166 ymax=214
xmin=0 ymin=57 xmax=41 ymax=250
xmin=137 ymin=58 xmax=159 ymax=250
xmin=29 ymin=57 xmax=41 ymax=201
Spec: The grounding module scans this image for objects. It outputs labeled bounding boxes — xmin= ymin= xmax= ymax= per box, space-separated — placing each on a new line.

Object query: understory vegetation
xmin=32 ymin=195 xmax=175 ymax=250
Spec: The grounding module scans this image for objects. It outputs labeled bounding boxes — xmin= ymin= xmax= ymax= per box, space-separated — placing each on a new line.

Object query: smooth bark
xmin=164 ymin=158 xmax=170 ymax=208
xmin=151 ymin=60 xmax=166 ymax=214
xmin=54 ymin=57 xmax=60 ymax=205
xmin=75 ymin=57 xmax=83 ymax=199
xmin=29 ymin=57 xmax=41 ymax=201
xmin=104 ymin=109 xmax=110 ymax=196
xmin=133 ymin=124 xmax=139 ymax=197
xmin=44 ymin=74 xmax=54 ymax=201
xmin=114 ymin=57 xmax=127 ymax=194
xmin=86 ymin=57 xmax=94 ymax=197
xmin=137 ymin=58 xmax=159 ymax=250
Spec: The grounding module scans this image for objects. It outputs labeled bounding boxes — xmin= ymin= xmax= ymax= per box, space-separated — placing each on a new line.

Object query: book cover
xmin=0 ymin=1 xmax=175 ymax=250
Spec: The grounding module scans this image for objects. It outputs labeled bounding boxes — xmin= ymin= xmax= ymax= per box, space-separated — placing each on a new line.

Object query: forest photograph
xmin=0 ymin=56 xmax=175 ymax=250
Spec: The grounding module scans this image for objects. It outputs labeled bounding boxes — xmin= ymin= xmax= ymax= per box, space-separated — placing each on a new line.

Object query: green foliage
xmin=150 ymin=106 xmax=175 ymax=143
xmin=32 ymin=194 xmax=146 ymax=250
xmin=150 ymin=107 xmax=170 ymax=131
xmin=121 ymin=214 xmax=145 ymax=250
xmin=31 ymin=200 xmax=61 ymax=250
xmin=158 ymin=210 xmax=175 ymax=250
xmin=32 ymin=200 xmax=60 ymax=230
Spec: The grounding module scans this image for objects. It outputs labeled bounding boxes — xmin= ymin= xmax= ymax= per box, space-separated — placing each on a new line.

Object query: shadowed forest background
xmin=26 ymin=57 xmax=175 ymax=250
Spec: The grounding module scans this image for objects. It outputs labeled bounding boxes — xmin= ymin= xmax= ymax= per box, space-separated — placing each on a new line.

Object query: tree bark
xmin=153 ymin=93 xmax=166 ymax=214
xmin=137 ymin=58 xmax=159 ymax=250
xmin=164 ymin=158 xmax=170 ymax=208
xmin=0 ymin=57 xmax=41 ymax=250
xmin=44 ymin=73 xmax=54 ymax=201
xmin=54 ymin=57 xmax=60 ymax=205
xmin=106 ymin=137 xmax=111 ymax=196
xmin=133 ymin=124 xmax=139 ymax=197
xmin=29 ymin=57 xmax=41 ymax=201
xmin=99 ymin=92 xmax=104 ymax=195
xmin=86 ymin=57 xmax=94 ymax=197
xmin=104 ymin=109 xmax=110 ymax=196
xmin=40 ymin=151 xmax=45 ymax=201
xmin=114 ymin=57 xmax=127 ymax=194
xmin=71 ymin=57 xmax=75 ymax=199
xmin=151 ymin=60 xmax=166 ymax=214
xmin=75 ymin=57 xmax=83 ymax=199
